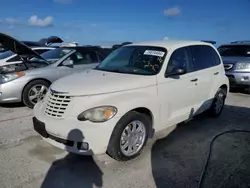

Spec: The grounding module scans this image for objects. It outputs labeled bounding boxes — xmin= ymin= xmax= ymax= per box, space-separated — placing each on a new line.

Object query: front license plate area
xmin=33 ymin=117 xmax=49 ymax=138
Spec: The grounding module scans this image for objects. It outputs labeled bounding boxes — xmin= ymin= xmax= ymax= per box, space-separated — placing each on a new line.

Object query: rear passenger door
xmin=189 ymin=45 xmax=221 ymax=112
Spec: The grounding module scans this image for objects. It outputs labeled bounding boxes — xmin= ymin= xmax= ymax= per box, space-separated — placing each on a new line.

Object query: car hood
xmin=222 ymin=56 xmax=250 ymax=64
xmin=0 ymin=33 xmax=44 ymax=59
xmin=50 ymin=69 xmax=157 ymax=96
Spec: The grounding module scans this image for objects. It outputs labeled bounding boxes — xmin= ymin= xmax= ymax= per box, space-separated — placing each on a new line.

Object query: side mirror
xmin=166 ymin=67 xmax=186 ymax=77
xmin=62 ymin=59 xmax=73 ymax=68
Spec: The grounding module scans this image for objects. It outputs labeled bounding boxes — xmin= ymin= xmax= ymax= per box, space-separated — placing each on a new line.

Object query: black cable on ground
xmin=198 ymin=129 xmax=250 ymax=188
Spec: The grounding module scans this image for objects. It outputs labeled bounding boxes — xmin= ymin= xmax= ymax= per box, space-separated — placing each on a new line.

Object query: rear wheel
xmin=23 ymin=80 xmax=50 ymax=109
xmin=107 ymin=111 xmax=150 ymax=161
xmin=208 ymin=88 xmax=226 ymax=117
xmin=244 ymin=86 xmax=250 ymax=94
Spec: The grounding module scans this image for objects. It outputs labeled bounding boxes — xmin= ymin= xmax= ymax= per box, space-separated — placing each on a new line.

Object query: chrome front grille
xmin=44 ymin=92 xmax=71 ymax=118
xmin=223 ymin=64 xmax=234 ymax=70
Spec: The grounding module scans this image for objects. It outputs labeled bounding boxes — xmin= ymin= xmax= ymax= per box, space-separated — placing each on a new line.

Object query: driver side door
xmin=157 ymin=46 xmax=199 ymax=129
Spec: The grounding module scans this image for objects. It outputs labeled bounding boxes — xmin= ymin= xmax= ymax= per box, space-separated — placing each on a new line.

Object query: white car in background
xmin=33 ymin=40 xmax=229 ymax=161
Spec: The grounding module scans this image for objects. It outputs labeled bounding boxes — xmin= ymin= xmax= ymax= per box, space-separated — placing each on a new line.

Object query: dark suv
xmin=218 ymin=41 xmax=250 ymax=91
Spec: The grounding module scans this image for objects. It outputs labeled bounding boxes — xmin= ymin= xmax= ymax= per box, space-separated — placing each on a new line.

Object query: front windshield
xmin=0 ymin=50 xmax=14 ymax=60
xmin=218 ymin=45 xmax=250 ymax=57
xmin=96 ymin=46 xmax=167 ymax=75
xmin=30 ymin=48 xmax=73 ymax=63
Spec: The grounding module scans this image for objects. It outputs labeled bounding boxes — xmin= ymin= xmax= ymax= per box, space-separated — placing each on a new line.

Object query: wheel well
xmin=220 ymin=84 xmax=228 ymax=93
xmin=21 ymin=78 xmax=51 ymax=100
xmin=130 ymin=107 xmax=154 ymax=138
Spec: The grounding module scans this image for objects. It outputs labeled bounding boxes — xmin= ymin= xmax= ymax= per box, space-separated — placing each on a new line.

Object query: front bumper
xmin=0 ymin=80 xmax=24 ymax=103
xmin=226 ymin=72 xmax=250 ymax=88
xmin=33 ymin=101 xmax=120 ymax=155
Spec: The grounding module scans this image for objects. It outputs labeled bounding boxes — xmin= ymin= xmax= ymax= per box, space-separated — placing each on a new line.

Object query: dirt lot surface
xmin=1 ymin=92 xmax=250 ymax=188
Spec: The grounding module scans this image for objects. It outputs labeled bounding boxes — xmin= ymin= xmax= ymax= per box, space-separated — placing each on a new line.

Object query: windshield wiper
xmin=95 ymin=67 xmax=128 ymax=73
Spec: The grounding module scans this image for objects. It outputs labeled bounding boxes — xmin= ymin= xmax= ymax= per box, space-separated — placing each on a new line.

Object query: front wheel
xmin=23 ymin=80 xmax=50 ymax=109
xmin=107 ymin=111 xmax=150 ymax=161
xmin=208 ymin=88 xmax=226 ymax=117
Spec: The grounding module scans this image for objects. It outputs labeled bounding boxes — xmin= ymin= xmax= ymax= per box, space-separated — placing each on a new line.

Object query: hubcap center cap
xmin=37 ymin=92 xmax=43 ymax=98
xmin=129 ymin=133 xmax=138 ymax=145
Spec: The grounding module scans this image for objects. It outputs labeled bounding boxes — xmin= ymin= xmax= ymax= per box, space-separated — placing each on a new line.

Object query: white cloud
xmin=5 ymin=18 xmax=21 ymax=24
xmin=64 ymin=36 xmax=71 ymax=40
xmin=28 ymin=15 xmax=53 ymax=27
xmin=0 ymin=18 xmax=23 ymax=25
xmin=54 ymin=0 xmax=72 ymax=4
xmin=164 ymin=7 xmax=181 ymax=16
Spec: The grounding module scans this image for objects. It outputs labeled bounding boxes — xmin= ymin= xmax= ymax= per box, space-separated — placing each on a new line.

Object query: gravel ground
xmin=1 ymin=92 xmax=250 ymax=188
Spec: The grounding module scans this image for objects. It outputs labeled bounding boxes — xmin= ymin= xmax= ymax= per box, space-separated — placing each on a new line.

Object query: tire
xmin=107 ymin=111 xmax=150 ymax=161
xmin=244 ymin=86 xmax=250 ymax=94
xmin=23 ymin=80 xmax=50 ymax=109
xmin=208 ymin=88 xmax=226 ymax=117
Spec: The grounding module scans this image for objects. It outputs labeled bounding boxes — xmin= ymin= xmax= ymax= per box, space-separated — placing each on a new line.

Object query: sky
xmin=0 ymin=0 xmax=250 ymax=46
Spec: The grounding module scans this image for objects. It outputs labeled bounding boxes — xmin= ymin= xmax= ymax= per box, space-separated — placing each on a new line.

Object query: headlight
xmin=77 ymin=106 xmax=117 ymax=122
xmin=236 ymin=62 xmax=250 ymax=70
xmin=0 ymin=72 xmax=25 ymax=84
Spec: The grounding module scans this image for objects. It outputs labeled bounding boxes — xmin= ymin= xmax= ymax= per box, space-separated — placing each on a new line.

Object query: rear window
xmin=218 ymin=45 xmax=250 ymax=57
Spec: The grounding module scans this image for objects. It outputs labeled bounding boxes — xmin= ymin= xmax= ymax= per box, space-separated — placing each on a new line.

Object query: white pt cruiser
xmin=33 ymin=40 xmax=229 ymax=161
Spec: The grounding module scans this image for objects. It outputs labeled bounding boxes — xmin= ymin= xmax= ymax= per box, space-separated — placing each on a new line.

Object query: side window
xmin=66 ymin=51 xmax=99 ymax=65
xmin=190 ymin=45 xmax=220 ymax=71
xmin=87 ymin=51 xmax=98 ymax=63
xmin=96 ymin=51 xmax=105 ymax=61
xmin=166 ymin=47 xmax=189 ymax=75
xmin=211 ymin=49 xmax=221 ymax=66
xmin=34 ymin=49 xmax=50 ymax=54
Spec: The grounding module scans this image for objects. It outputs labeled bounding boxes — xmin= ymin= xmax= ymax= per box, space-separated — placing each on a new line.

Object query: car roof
xmin=127 ymin=40 xmax=213 ymax=49
xmin=219 ymin=43 xmax=250 ymax=46
xmin=21 ymin=41 xmax=45 ymax=47
xmin=30 ymin=46 xmax=56 ymax=50
xmin=61 ymin=46 xmax=111 ymax=52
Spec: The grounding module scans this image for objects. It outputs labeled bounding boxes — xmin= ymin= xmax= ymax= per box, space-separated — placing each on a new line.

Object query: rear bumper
xmin=0 ymin=81 xmax=24 ymax=103
xmin=226 ymin=72 xmax=250 ymax=88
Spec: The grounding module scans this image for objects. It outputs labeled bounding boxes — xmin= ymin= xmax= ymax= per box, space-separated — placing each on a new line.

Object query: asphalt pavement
xmin=1 ymin=92 xmax=250 ymax=188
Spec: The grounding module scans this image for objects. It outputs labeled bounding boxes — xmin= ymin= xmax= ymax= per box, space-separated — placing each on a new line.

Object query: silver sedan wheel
xmin=28 ymin=84 xmax=48 ymax=105
xmin=215 ymin=92 xmax=224 ymax=114
xmin=120 ymin=120 xmax=146 ymax=157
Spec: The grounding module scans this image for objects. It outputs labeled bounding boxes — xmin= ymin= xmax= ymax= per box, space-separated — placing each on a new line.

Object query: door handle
xmin=190 ymin=78 xmax=198 ymax=82
xmin=214 ymin=72 xmax=219 ymax=75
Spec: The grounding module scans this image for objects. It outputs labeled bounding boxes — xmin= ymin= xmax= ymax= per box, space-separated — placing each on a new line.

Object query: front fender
xmin=71 ymin=86 xmax=160 ymax=129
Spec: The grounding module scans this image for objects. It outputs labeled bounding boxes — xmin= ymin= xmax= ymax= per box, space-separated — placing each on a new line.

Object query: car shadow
xmin=0 ymin=102 xmax=25 ymax=108
xmin=151 ymin=104 xmax=250 ymax=188
xmin=40 ymin=129 xmax=103 ymax=188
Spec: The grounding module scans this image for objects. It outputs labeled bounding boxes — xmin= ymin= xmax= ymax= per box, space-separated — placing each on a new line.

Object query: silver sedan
xmin=0 ymin=33 xmax=111 ymax=108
